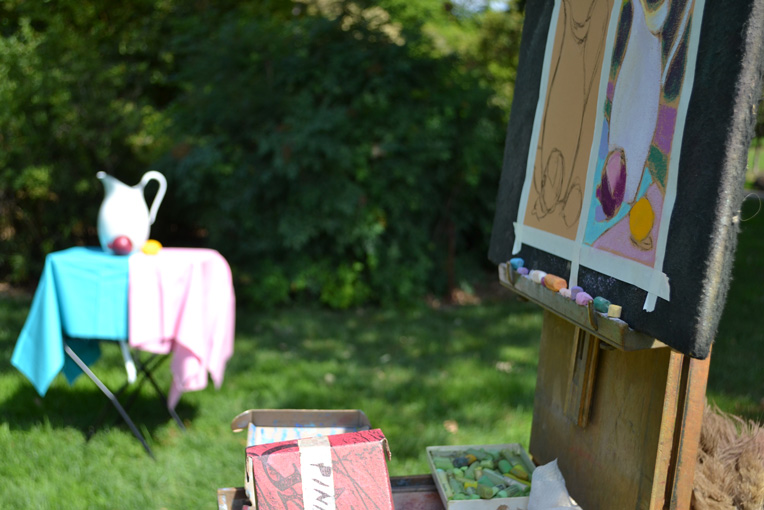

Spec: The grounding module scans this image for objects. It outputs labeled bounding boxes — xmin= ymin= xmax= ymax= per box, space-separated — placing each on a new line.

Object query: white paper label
xmin=299 ymin=436 xmax=336 ymax=510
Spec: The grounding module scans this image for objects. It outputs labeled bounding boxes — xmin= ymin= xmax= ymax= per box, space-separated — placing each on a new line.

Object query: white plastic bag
xmin=527 ymin=459 xmax=582 ymax=510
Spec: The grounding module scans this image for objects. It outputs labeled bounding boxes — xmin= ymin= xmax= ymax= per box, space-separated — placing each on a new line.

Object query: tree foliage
xmin=0 ymin=0 xmax=177 ymax=282
xmin=0 ymin=0 xmax=520 ymax=308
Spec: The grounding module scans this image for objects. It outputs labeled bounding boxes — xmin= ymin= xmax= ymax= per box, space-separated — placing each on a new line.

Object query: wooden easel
xmin=499 ymin=264 xmax=710 ymax=510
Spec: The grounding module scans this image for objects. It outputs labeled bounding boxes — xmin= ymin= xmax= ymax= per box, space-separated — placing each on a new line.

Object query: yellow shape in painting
xmin=142 ymin=239 xmax=163 ymax=255
xmin=629 ymin=197 xmax=654 ymax=242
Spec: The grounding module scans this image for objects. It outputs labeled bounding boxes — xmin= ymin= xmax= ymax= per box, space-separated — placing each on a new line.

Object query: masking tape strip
xmin=644 ymin=269 xmax=670 ymax=312
xmin=512 ymin=222 xmax=524 ymax=255
xmin=299 ymin=436 xmax=336 ymax=510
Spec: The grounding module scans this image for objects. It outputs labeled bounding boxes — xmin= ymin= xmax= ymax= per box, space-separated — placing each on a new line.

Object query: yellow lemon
xmin=629 ymin=197 xmax=654 ymax=242
xmin=142 ymin=239 xmax=163 ymax=255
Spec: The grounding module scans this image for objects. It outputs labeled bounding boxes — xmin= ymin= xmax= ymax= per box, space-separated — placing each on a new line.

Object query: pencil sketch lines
xmin=531 ymin=0 xmax=610 ymax=232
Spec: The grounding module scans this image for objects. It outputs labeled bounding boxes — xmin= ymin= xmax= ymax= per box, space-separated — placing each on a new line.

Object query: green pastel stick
xmin=449 ymin=477 xmax=464 ymax=496
xmin=478 ymin=485 xmax=497 ymax=499
xmin=436 ymin=470 xmax=453 ymax=499
xmin=466 ymin=448 xmax=491 ymax=461
xmin=432 ymin=456 xmax=454 ymax=470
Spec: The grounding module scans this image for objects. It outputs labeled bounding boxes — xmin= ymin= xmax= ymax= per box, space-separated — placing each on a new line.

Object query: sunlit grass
xmin=0 ymin=288 xmax=541 ymax=509
xmin=746 ymin=137 xmax=764 ymax=186
xmin=0 ymin=199 xmax=761 ymax=509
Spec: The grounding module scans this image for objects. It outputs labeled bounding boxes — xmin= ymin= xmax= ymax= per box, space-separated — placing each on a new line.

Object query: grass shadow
xmin=229 ymin=295 xmax=542 ymax=468
xmin=0 ymin=293 xmax=198 ymax=447
xmin=1 ymin=381 xmax=197 ymax=439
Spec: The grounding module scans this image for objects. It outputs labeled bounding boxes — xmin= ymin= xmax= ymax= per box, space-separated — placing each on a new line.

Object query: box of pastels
xmin=426 ymin=443 xmax=535 ymax=510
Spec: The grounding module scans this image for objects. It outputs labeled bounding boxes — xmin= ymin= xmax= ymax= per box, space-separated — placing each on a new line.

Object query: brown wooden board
xmin=528 ymin=310 xmax=708 ymax=510
xmin=666 ymin=349 xmax=711 ymax=509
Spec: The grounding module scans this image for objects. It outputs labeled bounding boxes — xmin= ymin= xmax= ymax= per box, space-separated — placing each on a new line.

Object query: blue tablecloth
xmin=11 ymin=247 xmax=130 ymax=396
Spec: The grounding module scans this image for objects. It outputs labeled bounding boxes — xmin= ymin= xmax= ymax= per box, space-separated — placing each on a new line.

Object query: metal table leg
xmin=118 ymin=353 xmax=186 ymax=432
xmin=64 ymin=342 xmax=155 ymax=459
xmin=135 ymin=355 xmax=186 ymax=431
xmin=86 ymin=349 xmax=186 ymax=442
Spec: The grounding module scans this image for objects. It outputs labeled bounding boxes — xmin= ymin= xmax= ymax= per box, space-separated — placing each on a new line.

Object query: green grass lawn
xmin=746 ymin=137 xmax=764 ymax=187
xmin=1 ymin=198 xmax=762 ymax=509
xmin=705 ymin=197 xmax=764 ymax=421
xmin=0 ymin=284 xmax=542 ymax=508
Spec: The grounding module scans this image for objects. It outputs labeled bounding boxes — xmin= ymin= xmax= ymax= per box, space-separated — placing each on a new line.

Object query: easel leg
xmin=64 ymin=343 xmax=155 ymax=459
xmin=666 ymin=350 xmax=711 ymax=510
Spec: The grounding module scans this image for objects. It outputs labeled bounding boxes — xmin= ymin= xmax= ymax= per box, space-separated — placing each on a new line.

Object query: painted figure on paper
xmin=524 ymin=0 xmax=614 ymax=240
xmin=585 ymin=0 xmax=699 ymax=266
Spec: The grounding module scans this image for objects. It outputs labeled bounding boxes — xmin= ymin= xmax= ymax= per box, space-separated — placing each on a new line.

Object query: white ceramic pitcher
xmin=96 ymin=171 xmax=167 ymax=253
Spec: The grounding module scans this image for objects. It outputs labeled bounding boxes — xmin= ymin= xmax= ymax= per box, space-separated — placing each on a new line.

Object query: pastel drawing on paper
xmin=523 ymin=0 xmax=615 ymax=241
xmin=583 ymin=0 xmax=701 ymax=268
xmin=513 ymin=0 xmax=706 ymax=310
xmin=489 ymin=0 xmax=764 ymax=358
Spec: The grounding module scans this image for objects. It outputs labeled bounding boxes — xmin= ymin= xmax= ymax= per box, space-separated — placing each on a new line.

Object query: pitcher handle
xmin=140 ymin=170 xmax=167 ymax=225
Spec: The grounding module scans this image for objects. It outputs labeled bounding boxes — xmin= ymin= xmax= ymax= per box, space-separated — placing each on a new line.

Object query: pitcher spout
xmin=96 ymin=171 xmax=128 ymax=195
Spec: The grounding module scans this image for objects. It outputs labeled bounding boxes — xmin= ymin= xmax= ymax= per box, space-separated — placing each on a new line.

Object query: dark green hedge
xmin=0 ymin=1 xmax=511 ymax=307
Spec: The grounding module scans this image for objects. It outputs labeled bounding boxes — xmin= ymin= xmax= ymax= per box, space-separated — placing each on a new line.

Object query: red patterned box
xmin=245 ymin=428 xmax=394 ymax=510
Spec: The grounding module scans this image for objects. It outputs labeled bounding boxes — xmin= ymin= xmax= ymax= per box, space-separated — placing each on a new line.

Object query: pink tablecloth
xmin=128 ymin=248 xmax=235 ymax=409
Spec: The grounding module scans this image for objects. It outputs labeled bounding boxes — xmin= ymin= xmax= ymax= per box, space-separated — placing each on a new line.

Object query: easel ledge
xmin=497 ymin=262 xmax=666 ymax=352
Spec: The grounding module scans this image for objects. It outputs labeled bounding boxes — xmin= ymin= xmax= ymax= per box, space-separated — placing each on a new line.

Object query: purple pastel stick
xmin=517 ymin=267 xmax=529 ymax=275
xmin=575 ymin=292 xmax=593 ymax=306
xmin=570 ymin=286 xmax=583 ymax=299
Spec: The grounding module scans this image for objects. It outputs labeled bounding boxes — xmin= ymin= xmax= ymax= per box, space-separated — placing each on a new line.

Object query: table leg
xmin=63 ymin=342 xmax=155 ymax=459
xmin=90 ymin=352 xmax=186 ymax=434
xmin=88 ymin=353 xmax=163 ymax=434
xmin=137 ymin=357 xmax=186 ymax=431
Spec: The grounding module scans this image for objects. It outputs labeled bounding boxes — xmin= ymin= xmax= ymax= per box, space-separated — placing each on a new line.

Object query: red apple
xmin=108 ymin=235 xmax=133 ymax=255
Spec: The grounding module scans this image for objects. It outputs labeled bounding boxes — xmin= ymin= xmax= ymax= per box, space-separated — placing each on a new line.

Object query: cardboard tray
xmin=231 ymin=408 xmax=371 ymax=446
xmin=426 ymin=444 xmax=535 ymax=510
xmin=218 ymin=475 xmax=445 ymax=510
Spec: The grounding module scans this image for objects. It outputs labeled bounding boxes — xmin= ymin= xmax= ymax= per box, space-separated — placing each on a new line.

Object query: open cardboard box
xmin=231 ymin=408 xmax=371 ymax=447
xmin=426 ymin=444 xmax=535 ymax=510
xmin=245 ymin=429 xmax=395 ymax=510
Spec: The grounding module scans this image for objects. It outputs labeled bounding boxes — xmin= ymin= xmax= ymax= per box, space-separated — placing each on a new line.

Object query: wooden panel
xmin=530 ymin=311 xmax=685 ymax=510
xmin=564 ymin=327 xmax=600 ymax=427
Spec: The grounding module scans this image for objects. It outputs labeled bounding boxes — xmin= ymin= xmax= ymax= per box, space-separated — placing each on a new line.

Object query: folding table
xmin=11 ymin=246 xmax=236 ymax=457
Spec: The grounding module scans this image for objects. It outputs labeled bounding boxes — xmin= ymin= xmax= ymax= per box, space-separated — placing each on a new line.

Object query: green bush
xmin=0 ymin=1 xmax=510 ymax=308
xmin=0 ymin=1 xmax=176 ymax=283
xmin=155 ymin=4 xmax=507 ymax=307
